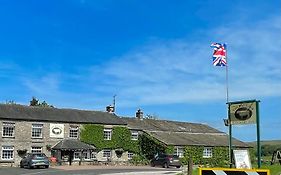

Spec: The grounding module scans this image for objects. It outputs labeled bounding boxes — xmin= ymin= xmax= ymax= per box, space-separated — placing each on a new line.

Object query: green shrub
xmin=129 ymin=154 xmax=149 ymax=165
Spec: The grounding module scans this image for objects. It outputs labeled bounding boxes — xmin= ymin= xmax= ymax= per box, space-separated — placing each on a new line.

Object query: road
xmin=0 ymin=165 xmax=182 ymax=175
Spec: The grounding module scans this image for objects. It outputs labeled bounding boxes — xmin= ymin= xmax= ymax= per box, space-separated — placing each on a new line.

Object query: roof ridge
xmin=147 ymin=130 xmax=225 ymax=135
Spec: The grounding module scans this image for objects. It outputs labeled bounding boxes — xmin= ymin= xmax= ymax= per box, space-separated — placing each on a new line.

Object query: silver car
xmin=20 ymin=153 xmax=50 ymax=169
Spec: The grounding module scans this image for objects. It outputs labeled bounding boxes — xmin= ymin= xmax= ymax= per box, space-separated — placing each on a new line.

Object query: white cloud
xmin=86 ymin=14 xmax=281 ymax=107
xmin=12 ymin=13 xmax=280 ymax=111
xmin=22 ymin=73 xmax=61 ymax=95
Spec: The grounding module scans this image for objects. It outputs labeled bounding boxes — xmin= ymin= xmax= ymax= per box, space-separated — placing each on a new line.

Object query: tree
xmin=29 ymin=97 xmax=54 ymax=108
xmin=30 ymin=97 xmax=39 ymax=106
xmin=5 ymin=100 xmax=17 ymax=105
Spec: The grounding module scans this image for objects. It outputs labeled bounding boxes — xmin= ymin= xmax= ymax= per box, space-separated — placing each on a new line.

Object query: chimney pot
xmin=106 ymin=105 xmax=114 ymax=113
xmin=136 ymin=109 xmax=143 ymax=120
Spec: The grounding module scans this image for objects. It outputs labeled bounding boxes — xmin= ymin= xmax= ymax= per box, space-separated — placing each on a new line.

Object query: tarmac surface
xmin=0 ymin=165 xmax=182 ymax=175
xmin=53 ymin=165 xmax=182 ymax=174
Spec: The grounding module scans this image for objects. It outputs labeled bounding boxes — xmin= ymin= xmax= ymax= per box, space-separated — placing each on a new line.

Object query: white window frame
xmin=31 ymin=123 xmax=43 ymax=138
xmin=2 ymin=122 xmax=15 ymax=138
xmin=73 ymin=152 xmax=81 ymax=160
xmin=69 ymin=126 xmax=79 ymax=138
xmin=83 ymin=151 xmax=91 ymax=160
xmin=131 ymin=130 xmax=138 ymax=140
xmin=128 ymin=152 xmax=134 ymax=160
xmin=174 ymin=146 xmax=184 ymax=158
xmin=91 ymin=152 xmax=97 ymax=160
xmin=31 ymin=146 xmax=42 ymax=153
xmin=1 ymin=146 xmax=14 ymax=160
xmin=103 ymin=129 xmax=112 ymax=140
xmin=203 ymin=147 xmax=213 ymax=158
xmin=103 ymin=149 xmax=111 ymax=158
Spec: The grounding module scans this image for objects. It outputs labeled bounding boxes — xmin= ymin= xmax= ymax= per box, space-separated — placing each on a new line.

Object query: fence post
xmin=188 ymin=158 xmax=193 ymax=175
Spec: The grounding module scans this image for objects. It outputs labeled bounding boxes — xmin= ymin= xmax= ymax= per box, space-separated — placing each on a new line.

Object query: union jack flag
xmin=210 ymin=43 xmax=227 ymax=66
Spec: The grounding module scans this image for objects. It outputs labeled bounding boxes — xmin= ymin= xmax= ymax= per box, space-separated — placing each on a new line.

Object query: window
xmin=174 ymin=147 xmax=184 ymax=158
xmin=103 ymin=129 xmax=112 ymax=140
xmin=74 ymin=152 xmax=81 ymax=160
xmin=2 ymin=122 xmax=15 ymax=137
xmin=1 ymin=146 xmax=14 ymax=160
xmin=103 ymin=150 xmax=111 ymax=158
xmin=69 ymin=126 xmax=79 ymax=138
xmin=31 ymin=146 xmax=42 ymax=153
xmin=131 ymin=130 xmax=138 ymax=140
xmin=91 ymin=152 xmax=97 ymax=160
xmin=83 ymin=151 xmax=92 ymax=160
xmin=32 ymin=124 xmax=43 ymax=138
xmin=203 ymin=147 xmax=212 ymax=158
xmin=128 ymin=152 xmax=134 ymax=160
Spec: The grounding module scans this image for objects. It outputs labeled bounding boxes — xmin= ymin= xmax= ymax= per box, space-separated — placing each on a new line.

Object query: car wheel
xmin=176 ymin=166 xmax=181 ymax=168
xmin=45 ymin=165 xmax=49 ymax=168
xmin=20 ymin=163 xmax=24 ymax=168
xmin=163 ymin=162 xmax=169 ymax=168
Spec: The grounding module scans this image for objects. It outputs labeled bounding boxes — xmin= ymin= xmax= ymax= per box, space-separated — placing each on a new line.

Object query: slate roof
xmin=123 ymin=117 xmax=223 ymax=133
xmin=122 ymin=118 xmax=250 ymax=148
xmin=147 ymin=131 xmax=248 ymax=147
xmin=52 ymin=139 xmax=95 ymax=151
xmin=0 ymin=104 xmax=125 ymax=125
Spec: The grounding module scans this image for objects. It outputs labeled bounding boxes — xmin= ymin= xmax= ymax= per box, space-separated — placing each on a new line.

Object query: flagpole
xmin=211 ymin=43 xmax=232 ymax=167
xmin=225 ymin=46 xmax=232 ymax=168
xmin=226 ymin=64 xmax=233 ymax=167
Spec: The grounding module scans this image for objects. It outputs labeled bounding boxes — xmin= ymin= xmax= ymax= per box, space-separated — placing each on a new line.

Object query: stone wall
xmin=0 ymin=120 xmax=130 ymax=167
xmin=0 ymin=120 xmax=80 ymax=167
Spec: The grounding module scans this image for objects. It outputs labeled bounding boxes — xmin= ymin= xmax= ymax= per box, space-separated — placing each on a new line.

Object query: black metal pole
xmin=256 ymin=101 xmax=261 ymax=168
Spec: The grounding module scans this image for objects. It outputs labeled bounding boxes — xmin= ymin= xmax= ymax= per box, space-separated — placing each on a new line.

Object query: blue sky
xmin=0 ymin=0 xmax=280 ymax=142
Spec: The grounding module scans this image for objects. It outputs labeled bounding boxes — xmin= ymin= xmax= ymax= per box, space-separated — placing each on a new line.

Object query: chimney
xmin=136 ymin=109 xmax=143 ymax=120
xmin=106 ymin=105 xmax=114 ymax=113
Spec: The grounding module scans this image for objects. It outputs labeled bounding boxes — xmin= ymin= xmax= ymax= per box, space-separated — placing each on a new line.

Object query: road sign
xmin=199 ymin=168 xmax=269 ymax=175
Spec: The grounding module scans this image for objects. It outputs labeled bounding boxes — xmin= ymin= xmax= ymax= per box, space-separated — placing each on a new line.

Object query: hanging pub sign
xmin=229 ymin=100 xmax=257 ymax=125
xmin=50 ymin=123 xmax=64 ymax=138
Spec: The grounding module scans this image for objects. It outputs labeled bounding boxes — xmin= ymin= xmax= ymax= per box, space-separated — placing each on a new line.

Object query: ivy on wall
xmin=138 ymin=133 xmax=166 ymax=160
xmin=80 ymin=124 xmax=139 ymax=153
xmin=181 ymin=146 xmax=204 ymax=165
xmin=181 ymin=146 xmax=229 ymax=167
xmin=80 ymin=124 xmax=239 ymax=167
xmin=212 ymin=147 xmax=229 ymax=167
xmin=165 ymin=145 xmax=175 ymax=155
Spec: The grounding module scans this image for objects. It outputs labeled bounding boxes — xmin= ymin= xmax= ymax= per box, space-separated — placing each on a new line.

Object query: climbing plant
xmin=181 ymin=146 xmax=229 ymax=167
xmin=80 ymin=124 xmax=139 ymax=153
xmin=81 ymin=124 xmax=233 ymax=167
xmin=138 ymin=133 xmax=167 ymax=160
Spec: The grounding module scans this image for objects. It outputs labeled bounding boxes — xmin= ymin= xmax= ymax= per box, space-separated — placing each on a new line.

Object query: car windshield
xmin=32 ymin=154 xmax=47 ymax=159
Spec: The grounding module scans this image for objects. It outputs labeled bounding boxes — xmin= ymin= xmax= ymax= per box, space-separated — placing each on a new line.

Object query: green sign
xmin=229 ymin=100 xmax=257 ymax=125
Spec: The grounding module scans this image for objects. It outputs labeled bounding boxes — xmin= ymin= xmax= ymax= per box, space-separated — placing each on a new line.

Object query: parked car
xmin=20 ymin=153 xmax=50 ymax=169
xmin=151 ymin=153 xmax=181 ymax=168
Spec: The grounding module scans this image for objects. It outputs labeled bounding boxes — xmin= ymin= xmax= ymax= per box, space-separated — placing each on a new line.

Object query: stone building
xmin=0 ymin=104 xmax=125 ymax=167
xmin=0 ymin=104 xmax=250 ymax=167
xmin=122 ymin=109 xmax=250 ymax=162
